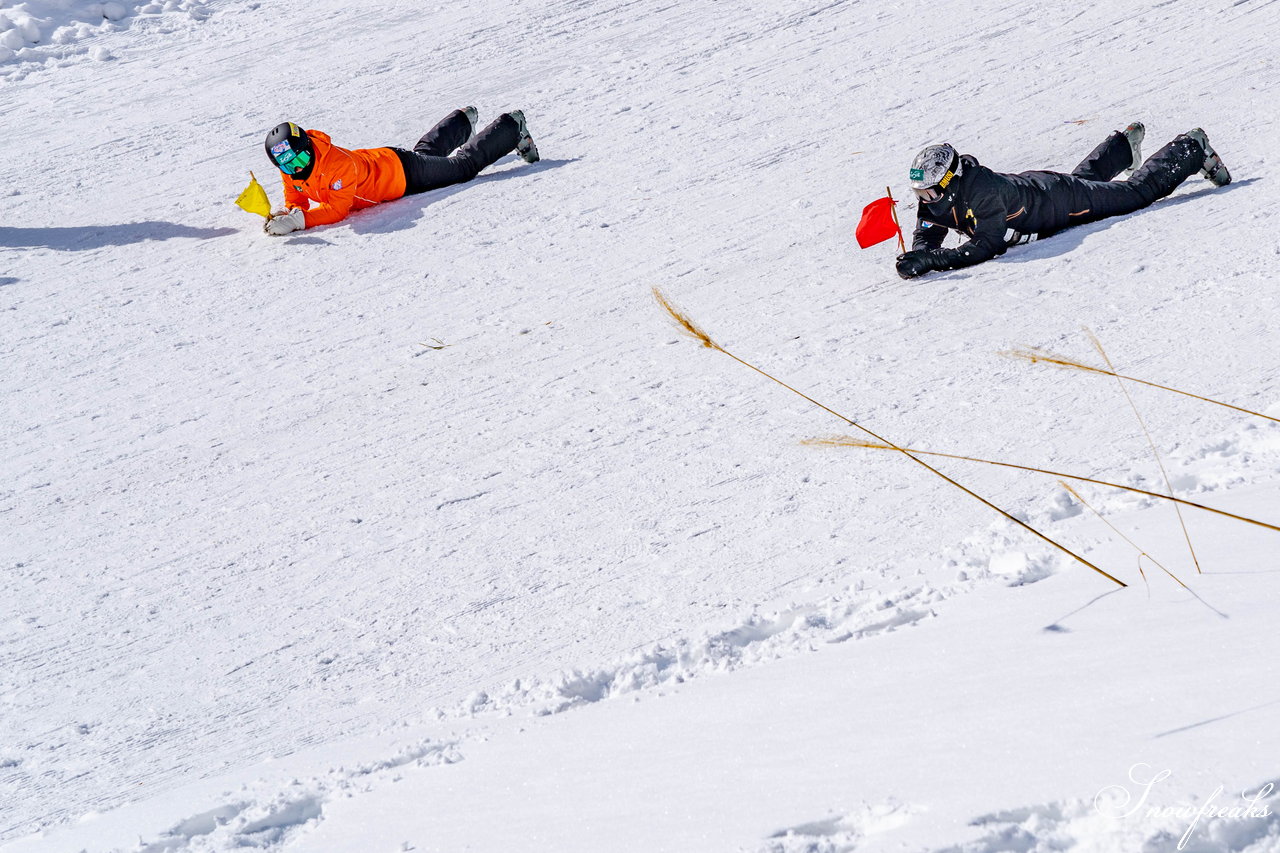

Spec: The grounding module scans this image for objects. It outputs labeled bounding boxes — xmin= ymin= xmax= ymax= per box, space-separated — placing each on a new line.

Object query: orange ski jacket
xmin=281 ymin=130 xmax=407 ymax=227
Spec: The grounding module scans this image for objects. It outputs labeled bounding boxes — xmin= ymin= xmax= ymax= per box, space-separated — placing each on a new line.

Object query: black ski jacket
xmin=911 ymin=154 xmax=1092 ymax=269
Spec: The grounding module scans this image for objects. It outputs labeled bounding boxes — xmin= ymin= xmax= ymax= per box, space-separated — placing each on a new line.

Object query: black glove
xmin=895 ymin=250 xmax=937 ymax=280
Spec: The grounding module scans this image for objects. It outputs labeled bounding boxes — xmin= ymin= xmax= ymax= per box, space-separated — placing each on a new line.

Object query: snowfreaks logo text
xmin=1094 ymin=763 xmax=1274 ymax=849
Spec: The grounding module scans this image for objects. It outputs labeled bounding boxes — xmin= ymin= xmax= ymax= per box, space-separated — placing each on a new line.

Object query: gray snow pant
xmin=392 ymin=110 xmax=522 ymax=194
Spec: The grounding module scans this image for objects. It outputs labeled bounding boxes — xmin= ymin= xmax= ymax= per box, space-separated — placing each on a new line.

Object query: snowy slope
xmin=2 ymin=0 xmax=1280 ymax=849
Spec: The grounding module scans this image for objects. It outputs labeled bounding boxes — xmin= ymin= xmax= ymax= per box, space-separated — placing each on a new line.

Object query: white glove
xmin=265 ymin=208 xmax=305 ymax=236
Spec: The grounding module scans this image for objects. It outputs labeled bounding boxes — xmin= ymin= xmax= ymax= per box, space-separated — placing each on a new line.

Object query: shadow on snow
xmin=0 ymin=222 xmax=236 ymax=251
xmin=998 ymin=177 xmax=1259 ymax=266
xmin=344 ymin=157 xmax=580 ymax=237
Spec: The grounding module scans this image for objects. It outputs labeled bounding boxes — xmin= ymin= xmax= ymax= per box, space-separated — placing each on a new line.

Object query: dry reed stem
xmin=1085 ymin=328 xmax=1202 ymax=574
xmin=651 ymin=288 xmax=1126 ymax=588
xmin=1058 ymin=480 xmax=1189 ymax=590
xmin=806 ymin=436 xmax=1280 ymax=534
xmin=1000 ymin=347 xmax=1280 ymax=425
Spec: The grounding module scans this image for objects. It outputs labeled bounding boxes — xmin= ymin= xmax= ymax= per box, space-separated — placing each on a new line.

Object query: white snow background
xmin=2 ymin=0 xmax=1280 ymax=850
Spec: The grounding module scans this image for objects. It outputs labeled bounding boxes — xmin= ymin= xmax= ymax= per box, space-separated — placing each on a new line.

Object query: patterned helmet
xmin=908 ymin=143 xmax=962 ymax=203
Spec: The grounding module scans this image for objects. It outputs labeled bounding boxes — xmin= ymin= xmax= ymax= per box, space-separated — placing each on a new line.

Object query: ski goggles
xmin=910 ymin=166 xmax=956 ymax=203
xmin=272 ymin=147 xmax=312 ymax=175
xmin=912 ymin=185 xmax=944 ymax=203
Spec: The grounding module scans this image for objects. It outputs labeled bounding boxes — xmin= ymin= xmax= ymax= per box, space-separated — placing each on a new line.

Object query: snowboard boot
xmin=509 ymin=110 xmax=540 ymax=163
xmin=1121 ymin=121 xmax=1144 ymax=176
xmin=462 ymin=106 xmax=479 ymax=141
xmin=1186 ymin=128 xmax=1231 ymax=186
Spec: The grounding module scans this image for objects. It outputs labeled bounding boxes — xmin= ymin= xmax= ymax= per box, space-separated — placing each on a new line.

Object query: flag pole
xmin=885 ymin=186 xmax=906 ymax=254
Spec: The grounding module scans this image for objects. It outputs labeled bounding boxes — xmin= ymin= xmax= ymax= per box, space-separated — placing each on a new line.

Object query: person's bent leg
xmin=413 ymin=109 xmax=475 ymax=158
xmin=452 ymin=113 xmax=522 ymax=174
xmin=1062 ymin=134 xmax=1204 ymax=225
xmin=1071 ymin=131 xmax=1134 ymax=182
xmin=1127 ymin=134 xmax=1203 ymax=204
xmin=396 ymin=113 xmax=524 ymax=195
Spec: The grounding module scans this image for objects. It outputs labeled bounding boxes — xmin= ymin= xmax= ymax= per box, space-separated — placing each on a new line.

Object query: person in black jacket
xmin=895 ymin=123 xmax=1231 ymax=280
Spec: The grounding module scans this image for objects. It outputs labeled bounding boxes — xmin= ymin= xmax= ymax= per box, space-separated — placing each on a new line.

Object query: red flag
xmin=855 ymin=196 xmax=902 ymax=249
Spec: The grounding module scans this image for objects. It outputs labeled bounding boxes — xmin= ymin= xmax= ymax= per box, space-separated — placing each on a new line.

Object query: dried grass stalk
xmin=806 ymin=436 xmax=1280 ymax=534
xmin=1085 ymin=328 xmax=1201 ymax=573
xmin=653 ymin=289 xmax=1125 ymax=588
xmin=653 ymin=286 xmax=718 ymax=350
xmin=1058 ymin=480 xmax=1188 ymax=589
xmin=1001 ymin=346 xmax=1280 ymax=425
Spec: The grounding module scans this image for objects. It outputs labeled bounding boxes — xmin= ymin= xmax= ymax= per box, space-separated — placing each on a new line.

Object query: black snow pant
xmin=392 ymin=109 xmax=522 ymax=195
xmin=1056 ymin=130 xmax=1205 ymax=229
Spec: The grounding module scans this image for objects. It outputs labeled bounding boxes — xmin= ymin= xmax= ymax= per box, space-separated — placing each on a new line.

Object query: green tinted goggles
xmin=273 ymin=148 xmax=312 ymax=175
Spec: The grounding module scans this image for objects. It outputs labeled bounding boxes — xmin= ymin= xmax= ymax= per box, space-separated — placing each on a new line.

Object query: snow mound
xmin=131 ymin=740 xmax=461 ymax=852
xmin=448 ymin=581 xmax=946 ymax=718
xmin=0 ymin=0 xmax=209 ymax=70
xmin=932 ymin=779 xmax=1280 ymax=853
xmin=763 ymin=801 xmax=920 ymax=853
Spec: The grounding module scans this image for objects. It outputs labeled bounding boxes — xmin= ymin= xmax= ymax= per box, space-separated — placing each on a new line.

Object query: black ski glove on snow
xmin=895 ymin=250 xmax=939 ymax=280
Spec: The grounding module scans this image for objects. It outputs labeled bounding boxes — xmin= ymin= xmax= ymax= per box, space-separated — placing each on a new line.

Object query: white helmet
xmin=909 ymin=143 xmax=962 ymax=203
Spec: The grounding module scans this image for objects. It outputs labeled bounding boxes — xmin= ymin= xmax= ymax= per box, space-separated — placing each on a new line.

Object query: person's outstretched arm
xmin=273 ymin=153 xmax=360 ymax=229
xmin=897 ymin=194 xmax=1007 ymax=279
xmin=295 ymin=161 xmax=359 ymax=227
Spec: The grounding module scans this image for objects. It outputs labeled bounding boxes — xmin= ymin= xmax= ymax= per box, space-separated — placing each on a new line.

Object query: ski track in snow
xmin=3 ymin=0 xmax=1280 ymax=847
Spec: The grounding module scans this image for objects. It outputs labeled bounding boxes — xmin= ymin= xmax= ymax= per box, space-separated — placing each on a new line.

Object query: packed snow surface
xmin=2 ymin=0 xmax=1279 ymax=850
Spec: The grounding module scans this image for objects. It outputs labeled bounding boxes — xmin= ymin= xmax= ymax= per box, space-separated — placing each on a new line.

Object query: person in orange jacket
xmin=263 ymin=106 xmax=539 ymax=235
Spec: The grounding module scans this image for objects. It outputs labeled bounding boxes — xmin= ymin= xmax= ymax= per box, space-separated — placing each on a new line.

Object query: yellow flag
xmin=235 ymin=171 xmax=272 ymax=218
